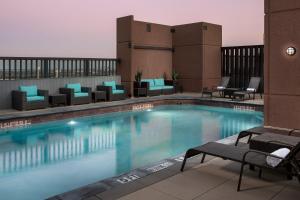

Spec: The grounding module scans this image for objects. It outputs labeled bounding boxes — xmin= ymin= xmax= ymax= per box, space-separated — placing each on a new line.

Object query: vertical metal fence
xmin=221 ymin=45 xmax=264 ymax=92
xmin=0 ymin=57 xmax=119 ymax=80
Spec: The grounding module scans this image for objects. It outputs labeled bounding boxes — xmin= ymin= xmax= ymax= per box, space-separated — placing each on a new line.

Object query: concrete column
xmin=264 ymin=0 xmax=300 ymax=129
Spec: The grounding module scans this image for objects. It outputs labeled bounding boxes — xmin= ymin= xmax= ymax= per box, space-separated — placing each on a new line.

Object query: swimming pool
xmin=0 ymin=105 xmax=263 ymax=200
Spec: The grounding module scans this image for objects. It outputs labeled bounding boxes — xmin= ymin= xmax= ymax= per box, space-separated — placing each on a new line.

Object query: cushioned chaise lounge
xmin=141 ymin=78 xmax=174 ymax=96
xmin=12 ymin=85 xmax=49 ymax=110
xmin=59 ymin=83 xmax=91 ymax=105
xmin=181 ymin=135 xmax=300 ymax=191
xmin=97 ymin=81 xmax=126 ymax=101
xmin=202 ymin=76 xmax=231 ymax=97
xmin=232 ymin=77 xmax=262 ymax=100
xmin=235 ymin=126 xmax=300 ymax=146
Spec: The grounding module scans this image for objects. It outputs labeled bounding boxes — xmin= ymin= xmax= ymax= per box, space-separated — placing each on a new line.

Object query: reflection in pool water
xmin=0 ymin=105 xmax=263 ymax=200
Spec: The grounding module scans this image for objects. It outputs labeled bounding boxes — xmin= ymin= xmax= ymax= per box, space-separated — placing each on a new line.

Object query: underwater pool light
xmin=68 ymin=120 xmax=77 ymax=125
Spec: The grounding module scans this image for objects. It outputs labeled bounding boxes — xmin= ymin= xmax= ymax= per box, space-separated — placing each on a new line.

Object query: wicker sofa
xmin=140 ymin=79 xmax=174 ymax=96
xmin=59 ymin=83 xmax=91 ymax=105
xmin=12 ymin=85 xmax=49 ymax=110
xmin=97 ymin=81 xmax=126 ymax=101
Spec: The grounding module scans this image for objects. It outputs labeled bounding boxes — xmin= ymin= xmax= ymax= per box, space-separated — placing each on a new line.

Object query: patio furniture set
xmin=11 ymin=81 xmax=126 ymax=111
xmin=181 ymin=127 xmax=300 ymax=191
xmin=202 ymin=76 xmax=262 ymax=101
xmin=12 ymin=78 xmax=175 ymax=111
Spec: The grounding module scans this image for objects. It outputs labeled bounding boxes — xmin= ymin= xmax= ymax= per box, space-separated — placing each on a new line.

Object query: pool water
xmin=0 ymin=105 xmax=263 ymax=200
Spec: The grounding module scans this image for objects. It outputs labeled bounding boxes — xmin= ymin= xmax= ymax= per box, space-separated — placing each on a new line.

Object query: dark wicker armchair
xmin=59 ymin=84 xmax=91 ymax=105
xmin=12 ymin=87 xmax=49 ymax=111
xmin=97 ymin=81 xmax=126 ymax=101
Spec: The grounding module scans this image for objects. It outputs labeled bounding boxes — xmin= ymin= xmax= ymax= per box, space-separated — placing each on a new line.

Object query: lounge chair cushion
xmin=217 ymin=86 xmax=225 ymax=90
xmin=154 ymin=78 xmax=165 ymax=86
xmin=112 ymin=89 xmax=124 ymax=94
xmin=266 ymin=148 xmax=290 ymax=167
xmin=74 ymin=92 xmax=88 ymax=97
xmin=27 ymin=96 xmax=45 ymax=102
xmin=246 ymin=88 xmax=256 ymax=92
xmin=66 ymin=83 xmax=81 ymax=93
xmin=142 ymin=79 xmax=155 ymax=87
xmin=149 ymin=86 xmax=162 ymax=91
xmin=162 ymin=85 xmax=173 ymax=89
xmin=20 ymin=85 xmax=38 ymax=97
xmin=103 ymin=81 xmax=116 ymax=90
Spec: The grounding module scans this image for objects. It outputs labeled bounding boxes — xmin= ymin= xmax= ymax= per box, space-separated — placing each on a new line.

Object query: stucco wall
xmin=264 ymin=0 xmax=300 ymax=129
xmin=117 ymin=15 xmax=222 ymax=95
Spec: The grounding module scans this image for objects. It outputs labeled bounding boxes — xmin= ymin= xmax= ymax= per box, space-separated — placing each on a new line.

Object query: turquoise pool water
xmin=0 ymin=105 xmax=263 ymax=200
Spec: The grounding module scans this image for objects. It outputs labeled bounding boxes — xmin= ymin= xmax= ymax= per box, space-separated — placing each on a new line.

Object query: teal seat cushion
xmin=142 ymin=79 xmax=155 ymax=87
xmin=112 ymin=89 xmax=124 ymax=94
xmin=149 ymin=86 xmax=163 ymax=91
xmin=154 ymin=78 xmax=165 ymax=86
xmin=74 ymin=92 xmax=88 ymax=97
xmin=162 ymin=85 xmax=173 ymax=89
xmin=66 ymin=83 xmax=81 ymax=93
xmin=19 ymin=85 xmax=38 ymax=97
xmin=27 ymin=96 xmax=44 ymax=102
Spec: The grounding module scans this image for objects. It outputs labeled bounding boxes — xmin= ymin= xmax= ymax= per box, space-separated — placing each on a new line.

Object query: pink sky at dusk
xmin=0 ymin=0 xmax=264 ymax=58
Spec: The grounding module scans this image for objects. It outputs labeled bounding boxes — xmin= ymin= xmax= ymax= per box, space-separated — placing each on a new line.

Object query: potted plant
xmin=172 ymin=70 xmax=179 ymax=82
xmin=134 ymin=70 xmax=143 ymax=87
xmin=172 ymin=70 xmax=179 ymax=92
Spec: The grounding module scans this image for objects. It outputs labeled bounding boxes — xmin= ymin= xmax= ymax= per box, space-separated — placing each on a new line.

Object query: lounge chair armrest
xmin=242 ymin=150 xmax=284 ymax=164
xmin=12 ymin=90 xmax=26 ymax=101
xmin=59 ymin=88 xmax=74 ymax=96
xmin=116 ymin=85 xmax=124 ymax=90
xmin=37 ymin=89 xmax=48 ymax=97
xmin=164 ymin=80 xmax=174 ymax=86
xmin=81 ymin=87 xmax=91 ymax=93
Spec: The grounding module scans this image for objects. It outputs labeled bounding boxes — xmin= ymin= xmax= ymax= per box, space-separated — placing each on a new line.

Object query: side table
xmin=92 ymin=91 xmax=107 ymax=102
xmin=49 ymin=94 xmax=67 ymax=107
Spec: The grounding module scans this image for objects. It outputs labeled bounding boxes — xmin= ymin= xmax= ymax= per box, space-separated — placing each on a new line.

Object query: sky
xmin=0 ymin=0 xmax=264 ymax=58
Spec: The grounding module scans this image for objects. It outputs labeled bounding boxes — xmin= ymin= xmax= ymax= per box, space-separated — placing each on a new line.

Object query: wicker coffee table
xmin=49 ymin=94 xmax=67 ymax=107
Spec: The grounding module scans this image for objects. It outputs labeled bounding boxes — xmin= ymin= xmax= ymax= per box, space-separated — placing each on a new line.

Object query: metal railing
xmin=221 ymin=45 xmax=264 ymax=92
xmin=0 ymin=57 xmax=119 ymax=80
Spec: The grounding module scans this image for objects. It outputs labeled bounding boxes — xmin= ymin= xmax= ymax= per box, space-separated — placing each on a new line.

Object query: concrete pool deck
xmin=114 ymin=158 xmax=299 ymax=200
xmin=48 ymin=135 xmax=299 ymax=200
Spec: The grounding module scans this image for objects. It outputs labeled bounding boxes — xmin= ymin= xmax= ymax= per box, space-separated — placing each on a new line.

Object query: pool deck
xmin=48 ymin=135 xmax=299 ymax=200
xmin=0 ymin=93 xmax=263 ymax=122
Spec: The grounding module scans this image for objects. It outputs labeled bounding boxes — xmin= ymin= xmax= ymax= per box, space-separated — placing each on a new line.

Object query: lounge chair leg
xmin=247 ymin=134 xmax=253 ymax=144
xmin=234 ymin=136 xmax=240 ymax=146
xmin=201 ymin=154 xmax=206 ymax=163
xmin=259 ymin=168 xmax=262 ymax=178
xmin=237 ymin=163 xmax=245 ymax=191
xmin=181 ymin=156 xmax=187 ymax=172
